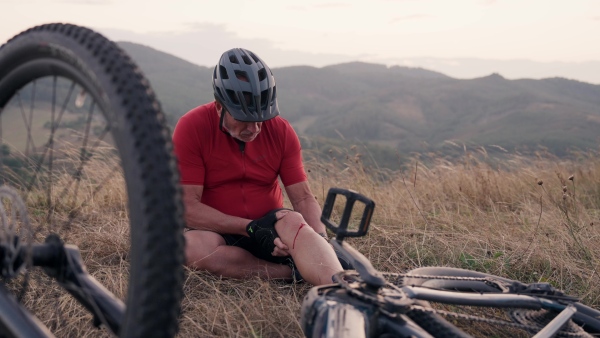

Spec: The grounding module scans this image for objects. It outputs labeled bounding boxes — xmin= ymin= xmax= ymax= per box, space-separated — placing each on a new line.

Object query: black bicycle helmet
xmin=213 ymin=48 xmax=279 ymax=122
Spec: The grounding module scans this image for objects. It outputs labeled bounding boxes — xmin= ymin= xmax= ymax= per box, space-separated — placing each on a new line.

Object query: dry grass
xmin=13 ymin=146 xmax=600 ymax=337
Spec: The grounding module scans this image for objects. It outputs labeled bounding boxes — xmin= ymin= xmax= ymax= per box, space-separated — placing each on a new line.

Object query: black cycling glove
xmin=246 ymin=208 xmax=291 ymax=257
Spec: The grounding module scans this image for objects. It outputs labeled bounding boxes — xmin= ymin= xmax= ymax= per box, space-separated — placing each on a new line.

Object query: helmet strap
xmin=218 ymin=107 xmax=227 ymax=134
xmin=218 ymin=106 xmax=246 ymax=152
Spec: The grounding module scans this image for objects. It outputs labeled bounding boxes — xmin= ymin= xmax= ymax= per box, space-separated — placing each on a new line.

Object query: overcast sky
xmin=2 ymin=0 xmax=599 ymax=83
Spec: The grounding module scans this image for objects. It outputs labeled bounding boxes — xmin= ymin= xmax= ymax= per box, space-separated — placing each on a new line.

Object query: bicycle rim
xmin=0 ymin=23 xmax=184 ymax=337
xmin=398 ymin=269 xmax=596 ymax=338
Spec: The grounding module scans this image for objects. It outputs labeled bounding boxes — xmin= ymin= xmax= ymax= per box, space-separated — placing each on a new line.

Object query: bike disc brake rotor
xmin=0 ymin=186 xmax=32 ymax=281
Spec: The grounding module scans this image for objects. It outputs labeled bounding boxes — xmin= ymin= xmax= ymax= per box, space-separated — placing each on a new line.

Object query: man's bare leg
xmin=184 ymin=230 xmax=292 ymax=280
xmin=274 ymin=211 xmax=343 ymax=285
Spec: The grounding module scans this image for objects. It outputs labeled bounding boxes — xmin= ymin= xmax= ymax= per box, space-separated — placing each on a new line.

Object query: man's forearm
xmin=292 ymin=197 xmax=327 ymax=235
xmin=185 ymin=201 xmax=250 ymax=236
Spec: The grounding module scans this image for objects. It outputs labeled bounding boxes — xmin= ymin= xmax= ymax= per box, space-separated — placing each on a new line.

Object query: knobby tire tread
xmin=0 ymin=23 xmax=185 ymax=338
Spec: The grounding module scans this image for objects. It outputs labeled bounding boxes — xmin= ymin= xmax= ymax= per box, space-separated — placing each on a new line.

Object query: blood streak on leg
xmin=292 ymin=223 xmax=307 ymax=249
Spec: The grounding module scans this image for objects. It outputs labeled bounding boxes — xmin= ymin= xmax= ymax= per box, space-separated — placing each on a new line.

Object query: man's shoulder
xmin=180 ymin=102 xmax=216 ymax=122
xmin=266 ymin=116 xmax=297 ymax=136
xmin=173 ymin=101 xmax=216 ymax=142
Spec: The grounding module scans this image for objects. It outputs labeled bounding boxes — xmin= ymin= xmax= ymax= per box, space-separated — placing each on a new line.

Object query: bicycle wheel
xmin=399 ymin=267 xmax=600 ymax=337
xmin=0 ymin=23 xmax=184 ymax=337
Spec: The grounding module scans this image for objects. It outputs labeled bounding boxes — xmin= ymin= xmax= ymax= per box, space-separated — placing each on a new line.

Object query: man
xmin=173 ymin=48 xmax=346 ymax=286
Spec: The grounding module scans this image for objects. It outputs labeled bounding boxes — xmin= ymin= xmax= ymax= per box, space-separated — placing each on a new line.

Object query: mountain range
xmin=118 ymin=42 xmax=600 ymax=168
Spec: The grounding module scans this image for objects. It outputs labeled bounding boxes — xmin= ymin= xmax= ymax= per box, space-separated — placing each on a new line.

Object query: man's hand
xmin=272 ymin=237 xmax=289 ymax=257
xmin=246 ymin=208 xmax=291 ymax=257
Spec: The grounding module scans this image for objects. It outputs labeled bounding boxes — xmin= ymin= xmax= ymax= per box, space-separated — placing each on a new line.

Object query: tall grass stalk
xmin=18 ymin=147 xmax=600 ymax=337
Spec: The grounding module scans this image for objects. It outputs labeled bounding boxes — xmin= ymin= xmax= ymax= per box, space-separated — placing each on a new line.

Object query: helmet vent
xmin=272 ymin=86 xmax=277 ymax=101
xmin=248 ymin=51 xmax=260 ymax=63
xmin=226 ymin=89 xmax=239 ymax=105
xmin=260 ymin=89 xmax=269 ymax=109
xmin=219 ymin=66 xmax=229 ymax=79
xmin=242 ymin=91 xmax=254 ymax=108
xmin=229 ymin=54 xmax=239 ymax=64
xmin=215 ymin=87 xmax=224 ymax=100
xmin=235 ymin=70 xmax=249 ymax=82
xmin=241 ymin=54 xmax=252 ymax=65
xmin=258 ymin=69 xmax=267 ymax=81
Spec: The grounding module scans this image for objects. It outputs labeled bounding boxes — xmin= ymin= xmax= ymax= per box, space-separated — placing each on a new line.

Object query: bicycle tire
xmin=401 ymin=267 xmax=600 ymax=337
xmin=402 ymin=267 xmax=512 ymax=292
xmin=0 ymin=23 xmax=184 ymax=337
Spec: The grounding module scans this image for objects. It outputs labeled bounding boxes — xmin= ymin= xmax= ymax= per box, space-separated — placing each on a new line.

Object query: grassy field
xmin=18 ymin=147 xmax=600 ymax=337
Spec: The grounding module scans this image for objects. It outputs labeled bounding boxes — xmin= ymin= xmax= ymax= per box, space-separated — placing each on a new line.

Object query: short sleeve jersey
xmin=172 ymin=102 xmax=307 ymax=220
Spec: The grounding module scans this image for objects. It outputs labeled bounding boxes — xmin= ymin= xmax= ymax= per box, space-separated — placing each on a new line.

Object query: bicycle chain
xmin=382 ymin=272 xmax=490 ymax=284
xmin=411 ymin=305 xmax=590 ymax=337
xmin=333 ymin=271 xmax=591 ymax=337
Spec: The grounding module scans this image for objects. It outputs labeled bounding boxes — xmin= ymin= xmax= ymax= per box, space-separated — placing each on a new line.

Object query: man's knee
xmin=275 ymin=211 xmax=315 ymax=244
xmin=184 ymin=230 xmax=225 ymax=269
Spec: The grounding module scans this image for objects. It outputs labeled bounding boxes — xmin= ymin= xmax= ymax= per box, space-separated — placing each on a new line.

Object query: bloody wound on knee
xmin=292 ymin=223 xmax=307 ymax=249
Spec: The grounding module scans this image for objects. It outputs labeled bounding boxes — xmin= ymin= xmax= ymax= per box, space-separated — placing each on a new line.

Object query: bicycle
xmin=0 ymin=23 xmax=185 ymax=337
xmin=301 ymin=188 xmax=600 ymax=337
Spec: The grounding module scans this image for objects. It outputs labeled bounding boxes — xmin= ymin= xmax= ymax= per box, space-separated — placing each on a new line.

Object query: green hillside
xmin=117 ymin=42 xmax=213 ymax=125
xmin=118 ymin=42 xmax=600 ymax=167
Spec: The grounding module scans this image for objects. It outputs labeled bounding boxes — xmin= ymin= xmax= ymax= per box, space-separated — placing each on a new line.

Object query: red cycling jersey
xmin=172 ymin=102 xmax=307 ymax=221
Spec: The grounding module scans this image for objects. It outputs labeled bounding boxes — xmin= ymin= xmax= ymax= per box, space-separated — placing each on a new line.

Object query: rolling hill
xmin=118 ymin=42 xmax=600 ymax=167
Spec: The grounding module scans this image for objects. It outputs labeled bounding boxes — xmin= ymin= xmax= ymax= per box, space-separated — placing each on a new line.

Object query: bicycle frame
xmin=301 ymin=188 xmax=600 ymax=338
xmin=0 ymin=234 xmax=124 ymax=338
xmin=0 ymin=23 xmax=185 ymax=337
xmin=304 ymin=284 xmax=594 ymax=337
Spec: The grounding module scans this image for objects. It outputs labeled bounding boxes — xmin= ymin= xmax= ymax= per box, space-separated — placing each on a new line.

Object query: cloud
xmin=285 ymin=3 xmax=349 ymax=11
xmin=0 ymin=0 xmax=110 ymax=2
xmin=60 ymin=0 xmax=111 ymax=3
xmin=96 ymin=23 xmax=354 ymax=68
xmin=391 ymin=14 xmax=431 ymax=22
xmin=285 ymin=5 xmax=307 ymax=11
xmin=314 ymin=3 xmax=349 ymax=9
xmin=0 ymin=0 xmax=111 ymax=3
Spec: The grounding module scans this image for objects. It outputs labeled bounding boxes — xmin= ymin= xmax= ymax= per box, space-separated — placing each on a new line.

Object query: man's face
xmin=218 ymin=105 xmax=263 ymax=142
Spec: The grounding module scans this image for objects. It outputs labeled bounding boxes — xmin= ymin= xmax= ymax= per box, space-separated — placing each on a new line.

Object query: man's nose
xmin=246 ymin=122 xmax=260 ymax=133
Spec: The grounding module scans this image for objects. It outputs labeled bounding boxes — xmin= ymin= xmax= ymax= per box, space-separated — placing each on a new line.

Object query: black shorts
xmin=184 ymin=228 xmax=293 ymax=266
xmin=221 ymin=234 xmax=291 ymax=265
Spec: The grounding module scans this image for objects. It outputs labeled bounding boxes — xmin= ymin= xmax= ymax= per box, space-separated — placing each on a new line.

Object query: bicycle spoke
xmin=15 ymin=85 xmax=38 ymax=158
xmin=8 ymin=81 xmax=113 ymax=235
xmin=64 ymin=161 xmax=121 ymax=227
xmin=0 ymin=23 xmax=184 ymax=337
xmin=68 ymin=100 xmax=96 ymax=212
xmin=23 ymin=80 xmax=75 ymax=199
xmin=45 ymin=76 xmax=57 ymax=227
xmin=27 ymin=81 xmax=36 ymax=156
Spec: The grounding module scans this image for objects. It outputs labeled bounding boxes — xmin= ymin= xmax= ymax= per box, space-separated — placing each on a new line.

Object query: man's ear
xmin=215 ymin=101 xmax=223 ymax=116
